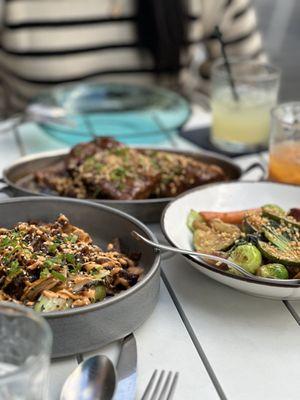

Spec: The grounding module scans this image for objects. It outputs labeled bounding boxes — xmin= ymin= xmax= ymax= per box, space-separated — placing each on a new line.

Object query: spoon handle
xmin=132 ymin=231 xmax=300 ymax=286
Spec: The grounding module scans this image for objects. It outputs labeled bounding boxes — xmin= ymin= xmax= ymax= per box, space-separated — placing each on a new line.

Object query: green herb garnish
xmin=0 ymin=236 xmax=11 ymax=248
xmin=48 ymin=243 xmax=58 ymax=254
xmin=65 ymin=253 xmax=75 ymax=264
xmin=94 ymin=162 xmax=104 ymax=172
xmin=110 ymin=167 xmax=127 ymax=181
xmin=51 ymin=270 xmax=66 ymax=282
xmin=2 ymin=255 xmax=10 ymax=265
xmin=8 ymin=260 xmax=21 ymax=278
xmin=51 ymin=254 xmax=64 ymax=265
xmin=66 ymin=235 xmax=78 ymax=244
xmin=82 ymin=156 xmax=103 ymax=172
xmin=40 ymin=267 xmax=50 ymax=279
xmin=44 ymin=259 xmax=55 ymax=269
xmin=72 ymin=262 xmax=82 ymax=273
xmin=113 ymin=148 xmax=129 ymax=158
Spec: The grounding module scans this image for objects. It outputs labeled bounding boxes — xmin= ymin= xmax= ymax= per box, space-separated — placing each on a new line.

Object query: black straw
xmin=214 ymin=26 xmax=239 ymax=102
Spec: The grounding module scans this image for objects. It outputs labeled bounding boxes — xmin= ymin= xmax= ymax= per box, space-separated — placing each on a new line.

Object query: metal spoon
xmin=60 ymin=355 xmax=116 ymax=400
xmin=132 ymin=231 xmax=300 ymax=286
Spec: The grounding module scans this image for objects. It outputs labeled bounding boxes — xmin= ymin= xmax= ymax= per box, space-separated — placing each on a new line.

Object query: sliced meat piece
xmin=67 ymin=137 xmax=124 ymax=171
xmin=142 ymin=150 xmax=226 ymax=198
xmin=34 ymin=160 xmax=88 ymax=198
xmin=35 ymin=161 xmax=67 ymax=191
xmin=78 ymin=147 xmax=159 ymax=200
xmin=33 ymin=138 xmax=227 ymax=201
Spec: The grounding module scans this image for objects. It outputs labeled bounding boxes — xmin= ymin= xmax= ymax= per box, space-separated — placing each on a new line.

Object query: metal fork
xmin=141 ymin=370 xmax=179 ymax=400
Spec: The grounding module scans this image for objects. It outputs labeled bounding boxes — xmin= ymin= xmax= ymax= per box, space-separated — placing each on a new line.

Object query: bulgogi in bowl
xmin=0 ymin=214 xmax=143 ymax=312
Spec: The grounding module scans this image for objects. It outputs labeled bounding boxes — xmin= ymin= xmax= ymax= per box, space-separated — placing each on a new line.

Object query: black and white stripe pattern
xmin=0 ymin=0 xmax=265 ymax=111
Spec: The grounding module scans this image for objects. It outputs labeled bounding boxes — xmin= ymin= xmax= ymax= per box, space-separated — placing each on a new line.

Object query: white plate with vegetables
xmin=161 ymin=181 xmax=300 ymax=299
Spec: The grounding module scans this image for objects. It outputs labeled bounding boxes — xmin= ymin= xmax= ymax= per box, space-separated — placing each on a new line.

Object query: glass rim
xmin=212 ymin=57 xmax=281 ymax=82
xmin=0 ymin=302 xmax=52 ymax=382
xmin=271 ymin=101 xmax=300 ymax=126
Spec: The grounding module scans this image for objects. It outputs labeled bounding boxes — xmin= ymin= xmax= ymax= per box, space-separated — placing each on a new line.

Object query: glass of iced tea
xmin=211 ymin=59 xmax=281 ymax=153
xmin=268 ymin=102 xmax=300 ymax=185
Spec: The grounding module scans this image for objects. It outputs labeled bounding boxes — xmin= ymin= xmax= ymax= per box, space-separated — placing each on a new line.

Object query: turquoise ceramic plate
xmin=35 ymin=83 xmax=191 ymax=146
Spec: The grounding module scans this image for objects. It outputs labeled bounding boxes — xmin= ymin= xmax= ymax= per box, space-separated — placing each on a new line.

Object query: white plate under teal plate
xmin=161 ymin=182 xmax=300 ymax=300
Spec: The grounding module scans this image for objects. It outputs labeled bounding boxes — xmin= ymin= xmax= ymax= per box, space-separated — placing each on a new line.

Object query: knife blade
xmin=114 ymin=333 xmax=137 ymax=400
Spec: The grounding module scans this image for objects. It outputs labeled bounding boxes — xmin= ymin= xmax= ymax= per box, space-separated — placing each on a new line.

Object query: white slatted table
xmin=0 ymin=106 xmax=299 ymax=400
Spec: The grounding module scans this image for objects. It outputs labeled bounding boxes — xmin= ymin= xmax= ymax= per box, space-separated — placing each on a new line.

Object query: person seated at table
xmin=0 ymin=0 xmax=266 ymax=113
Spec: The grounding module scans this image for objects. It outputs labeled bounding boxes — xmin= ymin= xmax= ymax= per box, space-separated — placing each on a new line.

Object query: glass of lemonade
xmin=0 ymin=303 xmax=52 ymax=399
xmin=269 ymin=102 xmax=300 ymax=185
xmin=211 ymin=59 xmax=281 ymax=153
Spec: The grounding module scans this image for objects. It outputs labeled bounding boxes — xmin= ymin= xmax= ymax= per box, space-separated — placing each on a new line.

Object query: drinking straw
xmin=214 ymin=26 xmax=239 ymax=102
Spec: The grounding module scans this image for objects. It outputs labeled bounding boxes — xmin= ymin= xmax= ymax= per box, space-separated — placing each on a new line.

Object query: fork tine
xmin=141 ymin=370 xmax=179 ymax=400
xmin=141 ymin=370 xmax=158 ymax=400
xmin=157 ymin=371 xmax=172 ymax=400
xmin=151 ymin=370 xmax=165 ymax=400
xmin=166 ymin=372 xmax=179 ymax=400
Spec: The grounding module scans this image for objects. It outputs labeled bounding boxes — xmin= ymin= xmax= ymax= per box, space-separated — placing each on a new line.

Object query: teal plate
xmin=35 ymin=83 xmax=191 ymax=146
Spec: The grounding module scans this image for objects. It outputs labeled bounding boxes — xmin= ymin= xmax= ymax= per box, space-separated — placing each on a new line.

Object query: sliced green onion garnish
xmin=51 ymin=270 xmax=66 ymax=282
xmin=8 ymin=260 xmax=21 ymax=278
xmin=40 ymin=267 xmax=50 ymax=279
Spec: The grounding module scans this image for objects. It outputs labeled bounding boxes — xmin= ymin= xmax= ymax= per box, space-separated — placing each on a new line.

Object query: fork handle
xmin=132 ymin=231 xmax=300 ymax=286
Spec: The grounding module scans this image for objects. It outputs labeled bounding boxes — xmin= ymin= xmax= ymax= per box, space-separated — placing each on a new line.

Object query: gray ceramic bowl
xmin=0 ymin=197 xmax=160 ymax=358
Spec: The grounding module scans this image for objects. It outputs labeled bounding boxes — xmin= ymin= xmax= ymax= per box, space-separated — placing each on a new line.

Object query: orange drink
xmin=268 ymin=103 xmax=300 ymax=185
xmin=269 ymin=141 xmax=300 ymax=185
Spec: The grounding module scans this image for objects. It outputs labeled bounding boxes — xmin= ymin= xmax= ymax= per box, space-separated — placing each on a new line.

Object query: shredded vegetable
xmin=0 ymin=214 xmax=143 ymax=311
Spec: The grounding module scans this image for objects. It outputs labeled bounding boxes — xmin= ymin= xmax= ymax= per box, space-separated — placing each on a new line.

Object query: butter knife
xmin=114 ymin=333 xmax=137 ymax=400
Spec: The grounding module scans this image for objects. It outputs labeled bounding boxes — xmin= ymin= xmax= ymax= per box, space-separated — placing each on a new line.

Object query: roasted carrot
xmin=199 ymin=208 xmax=261 ymax=225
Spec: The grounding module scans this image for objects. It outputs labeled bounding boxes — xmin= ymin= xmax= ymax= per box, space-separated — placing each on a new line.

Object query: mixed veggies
xmin=187 ymin=205 xmax=300 ymax=280
xmin=0 ymin=215 xmax=143 ymax=312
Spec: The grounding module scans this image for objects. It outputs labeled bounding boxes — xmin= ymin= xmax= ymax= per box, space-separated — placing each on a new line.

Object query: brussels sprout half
xmin=256 ymin=263 xmax=289 ymax=280
xmin=228 ymin=244 xmax=262 ymax=274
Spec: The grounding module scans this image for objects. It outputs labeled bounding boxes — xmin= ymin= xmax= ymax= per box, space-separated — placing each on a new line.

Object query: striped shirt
xmin=0 ymin=0 xmax=266 ymax=112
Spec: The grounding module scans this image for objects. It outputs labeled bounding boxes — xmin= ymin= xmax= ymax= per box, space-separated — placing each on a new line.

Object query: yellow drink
xmin=211 ymin=88 xmax=276 ymax=148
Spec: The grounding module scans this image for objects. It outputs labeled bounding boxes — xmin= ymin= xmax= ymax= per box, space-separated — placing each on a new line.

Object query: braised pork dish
xmin=0 ymin=215 xmax=143 ymax=312
xmin=34 ymin=138 xmax=226 ymax=200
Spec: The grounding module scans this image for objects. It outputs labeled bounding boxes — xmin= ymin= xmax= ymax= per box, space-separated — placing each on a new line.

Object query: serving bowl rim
xmin=161 ymin=180 xmax=300 ymax=289
xmin=0 ymin=196 xmax=161 ymax=318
